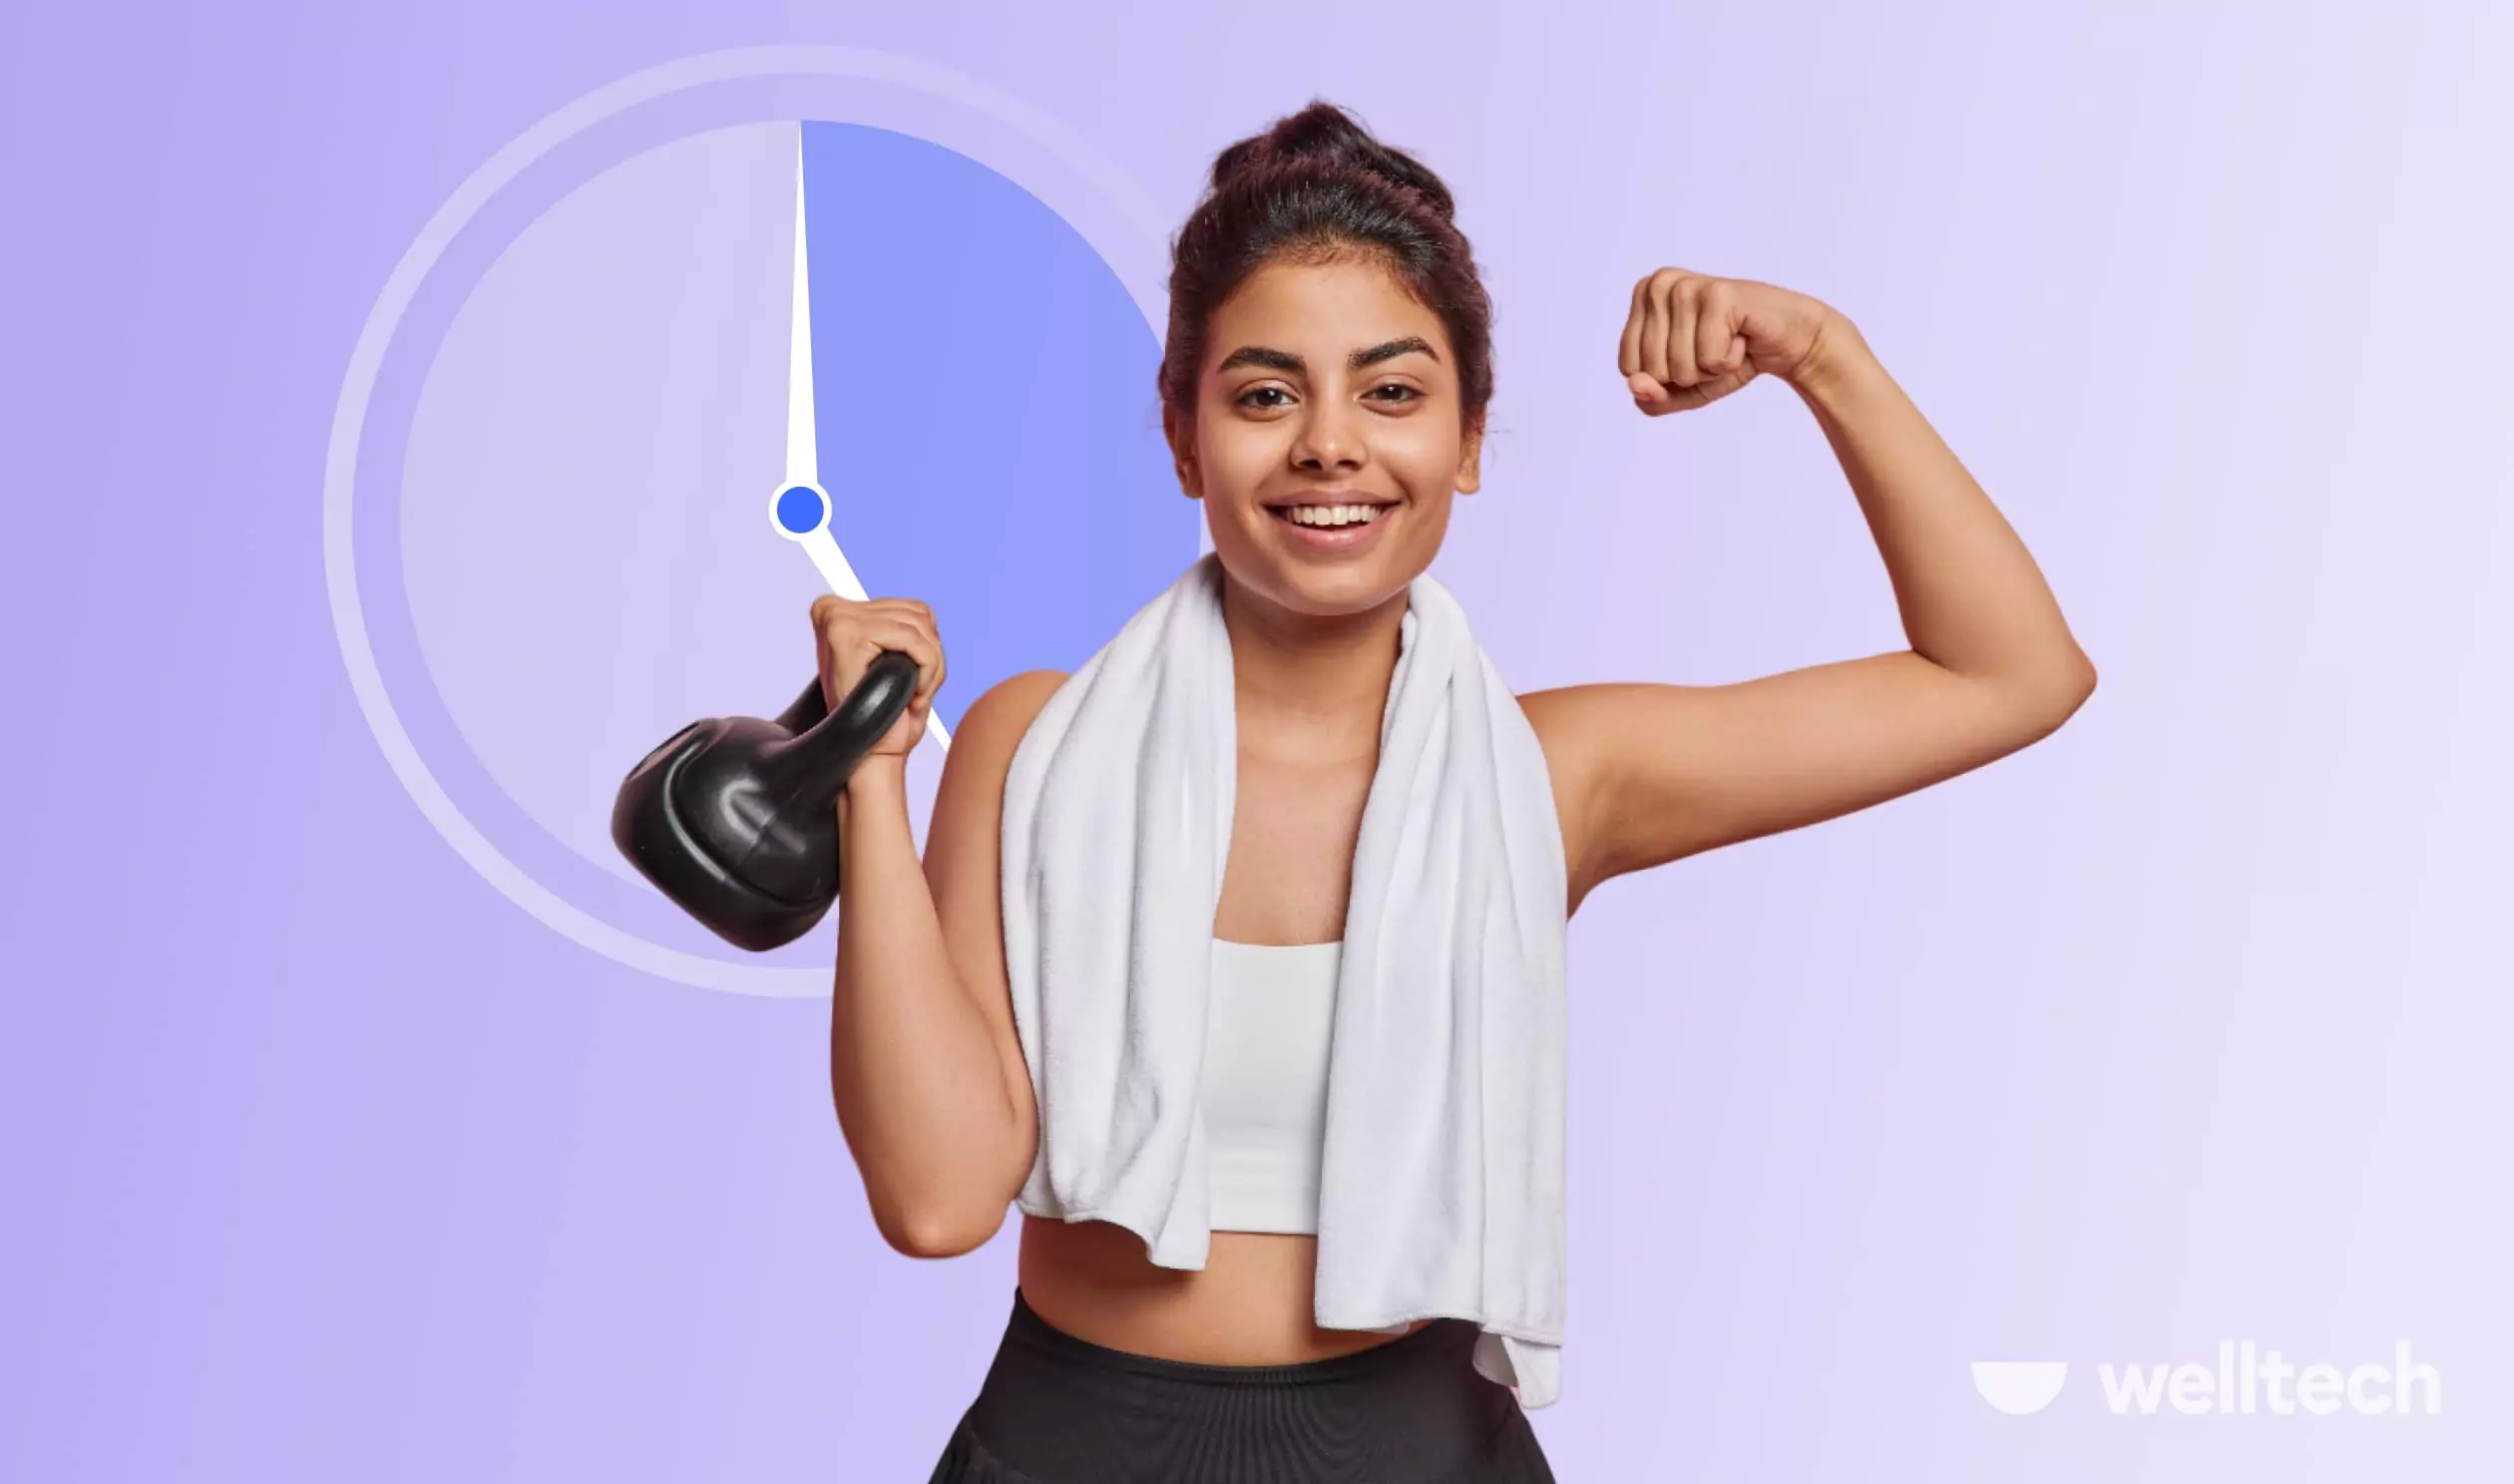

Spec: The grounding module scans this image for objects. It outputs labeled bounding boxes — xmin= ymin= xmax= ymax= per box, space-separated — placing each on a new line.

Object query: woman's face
xmin=1169 ymin=255 xmax=1481 ymax=620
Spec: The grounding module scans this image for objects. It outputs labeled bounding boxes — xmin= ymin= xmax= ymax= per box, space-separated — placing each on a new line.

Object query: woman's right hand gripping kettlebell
xmin=809 ymin=592 xmax=946 ymax=762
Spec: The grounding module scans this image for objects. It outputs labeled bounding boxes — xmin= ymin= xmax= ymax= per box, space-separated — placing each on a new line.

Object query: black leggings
xmin=927 ymin=1288 xmax=1557 ymax=1483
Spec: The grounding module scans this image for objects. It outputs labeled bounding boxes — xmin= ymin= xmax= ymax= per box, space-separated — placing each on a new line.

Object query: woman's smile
xmin=1264 ymin=496 xmax=1400 ymax=556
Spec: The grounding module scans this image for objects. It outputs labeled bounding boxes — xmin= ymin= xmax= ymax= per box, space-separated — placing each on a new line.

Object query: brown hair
xmin=1157 ymin=101 xmax=1494 ymax=440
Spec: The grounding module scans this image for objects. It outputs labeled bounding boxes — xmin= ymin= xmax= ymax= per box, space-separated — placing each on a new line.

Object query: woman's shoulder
xmin=933 ymin=669 xmax=1071 ymax=809
xmin=963 ymin=669 xmax=1070 ymax=757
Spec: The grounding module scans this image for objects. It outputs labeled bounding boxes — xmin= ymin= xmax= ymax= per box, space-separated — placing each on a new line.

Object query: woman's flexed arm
xmin=1530 ymin=270 xmax=2097 ymax=905
xmin=818 ymin=589 xmax=1054 ymax=1258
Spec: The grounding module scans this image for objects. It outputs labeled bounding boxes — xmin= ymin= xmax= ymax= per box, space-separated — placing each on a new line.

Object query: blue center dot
xmin=775 ymin=484 xmax=827 ymax=536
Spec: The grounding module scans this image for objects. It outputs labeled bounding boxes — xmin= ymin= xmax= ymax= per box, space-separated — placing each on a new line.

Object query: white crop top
xmin=1201 ymin=937 xmax=1340 ymax=1235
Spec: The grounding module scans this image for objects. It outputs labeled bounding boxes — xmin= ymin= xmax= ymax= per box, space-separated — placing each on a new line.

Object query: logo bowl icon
xmin=1972 ymin=1360 xmax=2069 ymax=1415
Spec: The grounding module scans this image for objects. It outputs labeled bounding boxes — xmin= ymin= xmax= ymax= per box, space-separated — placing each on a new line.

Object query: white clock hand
xmin=768 ymin=132 xmax=950 ymax=752
xmin=783 ymin=132 xmax=821 ymax=507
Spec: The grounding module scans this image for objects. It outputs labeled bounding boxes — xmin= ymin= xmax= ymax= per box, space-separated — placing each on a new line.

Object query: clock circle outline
xmin=324 ymin=45 xmax=1177 ymax=996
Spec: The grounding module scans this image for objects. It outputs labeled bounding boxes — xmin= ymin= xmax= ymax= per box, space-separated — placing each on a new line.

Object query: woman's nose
xmin=1291 ymin=399 xmax=1365 ymax=471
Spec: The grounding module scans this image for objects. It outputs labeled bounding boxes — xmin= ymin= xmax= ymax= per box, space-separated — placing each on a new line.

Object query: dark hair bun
xmin=1209 ymin=100 xmax=1456 ymax=220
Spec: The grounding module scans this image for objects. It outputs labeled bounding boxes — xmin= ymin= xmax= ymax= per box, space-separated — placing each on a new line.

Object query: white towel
xmin=999 ymin=550 xmax=1571 ymax=1407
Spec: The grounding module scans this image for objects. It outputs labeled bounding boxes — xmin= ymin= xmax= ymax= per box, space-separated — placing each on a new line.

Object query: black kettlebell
xmin=612 ymin=650 xmax=921 ymax=951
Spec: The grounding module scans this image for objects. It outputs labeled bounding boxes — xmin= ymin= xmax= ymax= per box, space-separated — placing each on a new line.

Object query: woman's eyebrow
xmin=1216 ymin=336 xmax=1441 ymax=375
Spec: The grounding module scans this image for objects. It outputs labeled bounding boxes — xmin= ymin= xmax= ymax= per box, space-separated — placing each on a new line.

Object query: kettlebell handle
xmin=772 ymin=672 xmax=831 ymax=735
xmin=757 ymin=650 xmax=923 ymax=815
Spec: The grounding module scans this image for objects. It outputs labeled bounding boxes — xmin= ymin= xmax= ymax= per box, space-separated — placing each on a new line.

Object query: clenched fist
xmin=1617 ymin=267 xmax=1846 ymax=414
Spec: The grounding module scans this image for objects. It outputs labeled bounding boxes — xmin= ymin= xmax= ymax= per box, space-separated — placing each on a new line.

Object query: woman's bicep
xmin=1527 ymin=651 xmax=2084 ymax=893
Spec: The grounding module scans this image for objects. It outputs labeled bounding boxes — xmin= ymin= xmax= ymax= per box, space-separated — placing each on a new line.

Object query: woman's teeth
xmin=1278 ymin=504 xmax=1384 ymax=528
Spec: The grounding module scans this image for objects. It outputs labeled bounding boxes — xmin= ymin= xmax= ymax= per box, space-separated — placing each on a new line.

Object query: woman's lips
xmin=1268 ymin=504 xmax=1394 ymax=554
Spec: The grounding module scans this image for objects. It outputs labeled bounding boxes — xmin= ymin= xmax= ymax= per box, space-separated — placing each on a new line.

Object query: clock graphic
xmin=325 ymin=47 xmax=1198 ymax=995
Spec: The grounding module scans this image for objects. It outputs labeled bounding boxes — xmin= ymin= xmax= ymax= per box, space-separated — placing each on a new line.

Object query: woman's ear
xmin=1456 ymin=420 xmax=1484 ymax=496
xmin=1164 ymin=405 xmax=1202 ymax=500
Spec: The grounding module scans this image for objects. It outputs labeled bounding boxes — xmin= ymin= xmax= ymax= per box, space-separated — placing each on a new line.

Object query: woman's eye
xmin=1235 ymin=384 xmax=1417 ymax=409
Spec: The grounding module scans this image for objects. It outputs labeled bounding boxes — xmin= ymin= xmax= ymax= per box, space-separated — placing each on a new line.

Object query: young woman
xmin=811 ymin=102 xmax=2095 ymax=1484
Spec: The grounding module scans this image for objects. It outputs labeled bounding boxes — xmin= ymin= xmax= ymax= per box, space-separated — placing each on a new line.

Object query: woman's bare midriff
xmin=1016 ymin=1212 xmax=1437 ymax=1364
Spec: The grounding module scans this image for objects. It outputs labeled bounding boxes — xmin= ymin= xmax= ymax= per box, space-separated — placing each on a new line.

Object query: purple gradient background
xmin=5 ymin=3 xmax=2510 ymax=1480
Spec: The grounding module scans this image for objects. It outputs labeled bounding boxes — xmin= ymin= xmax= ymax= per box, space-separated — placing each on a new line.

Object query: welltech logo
xmin=1973 ymin=1342 xmax=2442 ymax=1416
